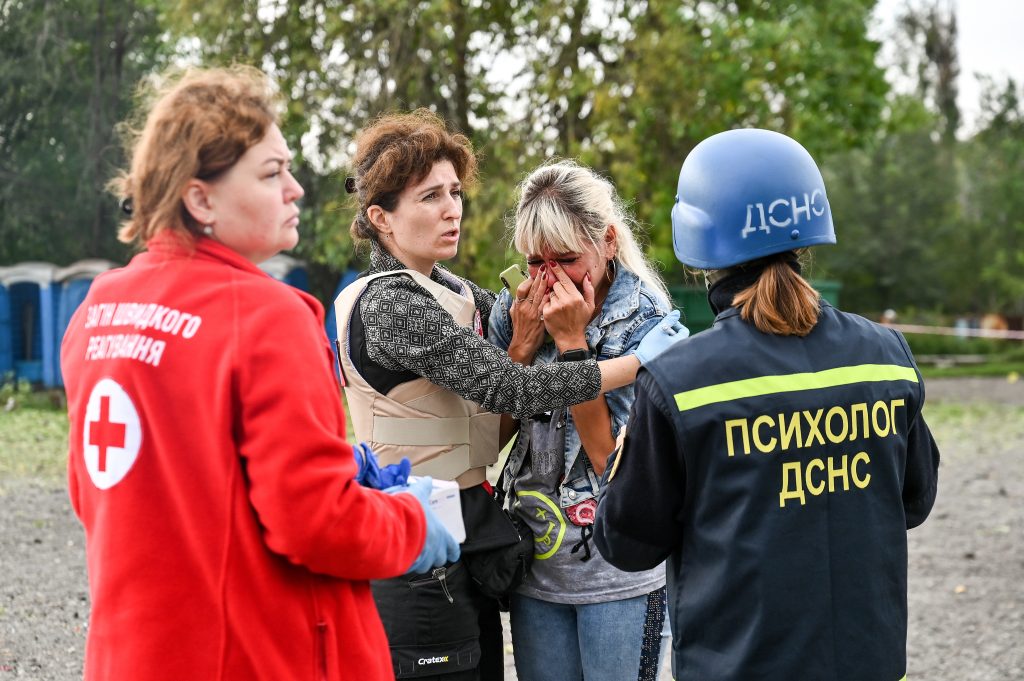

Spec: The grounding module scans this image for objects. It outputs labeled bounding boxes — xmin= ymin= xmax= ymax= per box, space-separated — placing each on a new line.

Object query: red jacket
xmin=62 ymin=234 xmax=425 ymax=681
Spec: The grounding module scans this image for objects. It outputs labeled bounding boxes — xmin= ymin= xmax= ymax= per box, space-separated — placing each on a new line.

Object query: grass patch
xmin=922 ymin=401 xmax=1024 ymax=456
xmin=0 ymin=408 xmax=69 ymax=480
xmin=0 ymin=380 xmax=1018 ymax=485
xmin=918 ymin=362 xmax=1024 ymax=379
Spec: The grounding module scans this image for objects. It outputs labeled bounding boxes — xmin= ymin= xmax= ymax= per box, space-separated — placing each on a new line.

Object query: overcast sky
xmin=871 ymin=0 xmax=1024 ymax=133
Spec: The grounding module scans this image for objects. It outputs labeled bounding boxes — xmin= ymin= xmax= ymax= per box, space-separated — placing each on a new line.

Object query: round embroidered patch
xmin=566 ymin=498 xmax=597 ymax=526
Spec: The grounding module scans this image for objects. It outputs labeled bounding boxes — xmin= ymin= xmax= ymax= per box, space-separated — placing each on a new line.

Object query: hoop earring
xmin=606 ymin=259 xmax=617 ymax=283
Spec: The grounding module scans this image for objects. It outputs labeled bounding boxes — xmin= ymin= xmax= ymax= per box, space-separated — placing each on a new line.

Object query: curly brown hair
xmin=109 ymin=65 xmax=280 ymax=247
xmin=348 ymin=109 xmax=477 ymax=243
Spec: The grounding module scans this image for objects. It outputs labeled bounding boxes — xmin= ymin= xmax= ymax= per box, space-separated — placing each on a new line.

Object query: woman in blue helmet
xmin=593 ymin=129 xmax=940 ymax=681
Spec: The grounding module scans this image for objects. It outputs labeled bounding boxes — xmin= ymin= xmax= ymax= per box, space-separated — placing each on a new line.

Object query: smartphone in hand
xmin=499 ymin=265 xmax=527 ymax=293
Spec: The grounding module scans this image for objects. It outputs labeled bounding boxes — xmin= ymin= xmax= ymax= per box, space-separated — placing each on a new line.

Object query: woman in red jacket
xmin=61 ymin=65 xmax=457 ymax=681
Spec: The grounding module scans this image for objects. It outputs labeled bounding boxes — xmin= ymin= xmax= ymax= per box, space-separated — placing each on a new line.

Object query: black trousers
xmin=372 ymin=484 xmax=517 ymax=679
xmin=411 ymin=594 xmax=502 ymax=681
xmin=371 ymin=561 xmax=503 ymax=680
xmin=476 ymin=594 xmax=503 ymax=681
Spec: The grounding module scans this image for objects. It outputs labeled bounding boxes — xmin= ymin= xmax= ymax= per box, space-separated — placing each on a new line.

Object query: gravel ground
xmin=1 ymin=376 xmax=1021 ymax=680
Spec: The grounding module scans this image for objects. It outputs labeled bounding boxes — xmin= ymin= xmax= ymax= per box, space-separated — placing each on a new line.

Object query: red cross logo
xmin=88 ymin=396 xmax=125 ymax=472
xmin=83 ymin=378 xmax=141 ymax=489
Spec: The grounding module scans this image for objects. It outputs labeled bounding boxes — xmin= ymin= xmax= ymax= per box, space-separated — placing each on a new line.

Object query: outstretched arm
xmin=364 ymin=274 xmax=601 ymax=418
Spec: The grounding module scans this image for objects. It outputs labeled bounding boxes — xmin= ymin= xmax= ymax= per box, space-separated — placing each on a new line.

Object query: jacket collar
xmin=143 ymin=231 xmax=325 ymax=321
xmin=594 ymin=266 xmax=644 ymax=327
xmin=368 ymin=241 xmax=465 ymax=294
xmin=144 ymin=232 xmax=269 ymax=278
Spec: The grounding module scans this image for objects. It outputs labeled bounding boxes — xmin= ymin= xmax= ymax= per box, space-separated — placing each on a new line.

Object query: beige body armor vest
xmin=334 ymin=270 xmax=500 ymax=489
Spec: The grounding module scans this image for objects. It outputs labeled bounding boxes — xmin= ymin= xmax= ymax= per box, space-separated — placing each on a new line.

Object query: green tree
xmin=170 ymin=0 xmax=521 ymax=294
xmin=895 ymin=0 xmax=960 ymax=144
xmin=0 ymin=0 xmax=164 ymax=265
xmin=816 ymin=0 xmax=964 ymax=316
xmin=511 ymin=0 xmax=889 ymax=277
xmin=817 ymin=100 xmax=960 ymax=313
xmin=166 ymin=0 xmax=893 ymax=299
xmin=960 ymin=77 xmax=1024 ymax=315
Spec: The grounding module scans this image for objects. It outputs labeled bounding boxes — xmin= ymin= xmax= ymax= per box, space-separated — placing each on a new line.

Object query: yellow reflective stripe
xmin=898 ymin=676 xmax=907 ymax=681
xmin=674 ymin=364 xmax=919 ymax=412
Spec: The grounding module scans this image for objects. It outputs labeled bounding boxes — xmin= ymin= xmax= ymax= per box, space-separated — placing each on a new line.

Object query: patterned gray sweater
xmin=356 ymin=245 xmax=601 ymax=419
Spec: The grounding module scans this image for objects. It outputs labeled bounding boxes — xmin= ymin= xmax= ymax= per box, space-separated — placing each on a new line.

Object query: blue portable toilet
xmin=0 ymin=262 xmax=58 ymax=384
xmin=0 ymin=270 xmax=10 ymax=378
xmin=324 ymin=268 xmax=362 ymax=369
xmin=325 ymin=268 xmax=362 ymax=342
xmin=259 ymin=254 xmax=309 ymax=292
xmin=52 ymin=259 xmax=117 ymax=387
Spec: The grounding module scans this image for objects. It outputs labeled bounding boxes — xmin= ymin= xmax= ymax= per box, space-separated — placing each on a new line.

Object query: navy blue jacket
xmin=594 ymin=302 xmax=939 ymax=681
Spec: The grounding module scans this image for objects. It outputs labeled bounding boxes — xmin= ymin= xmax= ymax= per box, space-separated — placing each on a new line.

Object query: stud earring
xmin=203 ymin=224 xmax=214 ymax=236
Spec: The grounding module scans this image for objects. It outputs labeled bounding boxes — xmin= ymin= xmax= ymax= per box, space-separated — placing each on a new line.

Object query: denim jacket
xmin=488 ymin=267 xmax=671 ymax=508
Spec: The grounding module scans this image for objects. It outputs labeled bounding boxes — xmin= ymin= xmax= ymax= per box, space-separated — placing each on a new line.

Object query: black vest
xmin=647 ymin=303 xmax=925 ymax=680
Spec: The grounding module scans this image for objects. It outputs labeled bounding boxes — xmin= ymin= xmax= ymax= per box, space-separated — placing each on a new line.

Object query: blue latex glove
xmin=389 ymin=476 xmax=461 ymax=574
xmin=353 ymin=442 xmax=411 ymax=489
xmin=634 ymin=309 xmax=689 ymax=365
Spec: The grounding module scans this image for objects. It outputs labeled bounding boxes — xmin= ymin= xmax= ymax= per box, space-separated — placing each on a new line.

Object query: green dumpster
xmin=814 ymin=279 xmax=841 ymax=307
xmin=669 ymin=285 xmax=715 ymax=335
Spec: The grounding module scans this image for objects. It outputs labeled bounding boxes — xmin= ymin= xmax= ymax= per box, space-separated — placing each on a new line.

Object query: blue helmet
xmin=671 ymin=128 xmax=835 ymax=270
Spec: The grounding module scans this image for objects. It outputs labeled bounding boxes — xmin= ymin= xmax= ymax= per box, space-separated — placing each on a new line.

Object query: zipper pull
xmin=433 ymin=566 xmax=454 ymax=604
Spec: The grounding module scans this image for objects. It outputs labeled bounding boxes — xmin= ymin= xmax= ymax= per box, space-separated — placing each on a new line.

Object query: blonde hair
xmin=348 ymin=109 xmax=477 ymax=243
xmin=512 ymin=160 xmax=670 ymax=304
xmin=731 ymin=252 xmax=821 ymax=336
xmin=109 ymin=65 xmax=280 ymax=246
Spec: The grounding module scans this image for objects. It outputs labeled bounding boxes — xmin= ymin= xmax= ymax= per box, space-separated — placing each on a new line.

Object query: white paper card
xmin=410 ymin=476 xmax=465 ymax=544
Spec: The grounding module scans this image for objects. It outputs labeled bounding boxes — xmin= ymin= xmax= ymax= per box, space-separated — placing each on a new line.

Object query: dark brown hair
xmin=731 ymin=251 xmax=821 ymax=336
xmin=109 ymin=65 xmax=280 ymax=246
xmin=348 ymin=109 xmax=477 ymax=242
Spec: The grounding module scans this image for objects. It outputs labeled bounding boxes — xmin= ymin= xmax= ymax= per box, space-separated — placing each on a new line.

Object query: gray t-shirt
xmin=512 ymin=409 xmax=665 ymax=604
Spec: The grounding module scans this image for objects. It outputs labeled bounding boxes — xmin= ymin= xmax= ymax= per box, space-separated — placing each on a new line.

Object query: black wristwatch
xmin=558 ymin=348 xmax=591 ymax=362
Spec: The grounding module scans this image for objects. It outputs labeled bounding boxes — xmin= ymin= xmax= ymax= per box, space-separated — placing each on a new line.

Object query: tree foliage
xmin=168 ymin=0 xmax=522 ymax=287
xmin=895 ymin=0 xmax=960 ymax=143
xmin=575 ymin=0 xmax=888 ymax=270
xmin=2 ymin=0 xmax=1021 ymax=320
xmin=164 ymin=0 xmax=889 ymax=293
xmin=817 ymin=104 xmax=961 ymax=312
xmin=961 ymin=77 xmax=1024 ymax=315
xmin=818 ymin=1 xmax=1024 ymax=317
xmin=0 ymin=0 xmax=164 ymax=265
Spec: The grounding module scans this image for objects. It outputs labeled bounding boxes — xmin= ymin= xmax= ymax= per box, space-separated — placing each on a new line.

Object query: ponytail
xmin=732 ymin=255 xmax=821 ymax=336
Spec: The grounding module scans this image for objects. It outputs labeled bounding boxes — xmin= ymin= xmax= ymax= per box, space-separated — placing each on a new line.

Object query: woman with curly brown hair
xmin=334 ymin=110 xmax=684 ymax=680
